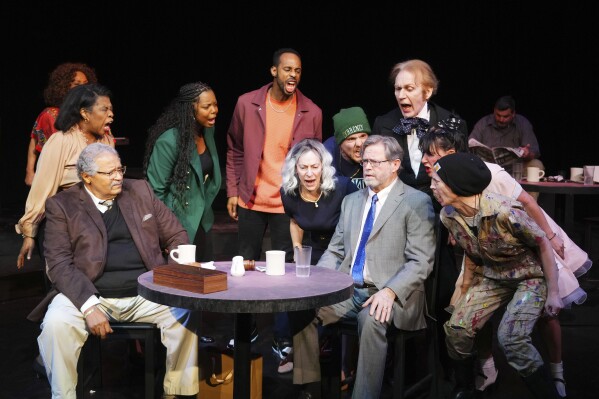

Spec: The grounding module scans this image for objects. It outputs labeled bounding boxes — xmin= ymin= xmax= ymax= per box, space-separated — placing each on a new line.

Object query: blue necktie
xmin=352 ymin=194 xmax=378 ymax=286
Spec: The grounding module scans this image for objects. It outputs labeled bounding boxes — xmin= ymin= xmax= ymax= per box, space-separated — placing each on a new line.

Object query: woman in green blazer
xmin=144 ymin=81 xmax=222 ymax=263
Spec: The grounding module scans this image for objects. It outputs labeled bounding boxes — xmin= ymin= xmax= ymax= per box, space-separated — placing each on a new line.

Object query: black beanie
xmin=433 ymin=153 xmax=492 ymax=197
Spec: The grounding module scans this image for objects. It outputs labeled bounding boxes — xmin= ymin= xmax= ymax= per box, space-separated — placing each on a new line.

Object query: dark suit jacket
xmin=372 ymin=103 xmax=468 ymax=197
xmin=28 ymin=179 xmax=188 ymax=322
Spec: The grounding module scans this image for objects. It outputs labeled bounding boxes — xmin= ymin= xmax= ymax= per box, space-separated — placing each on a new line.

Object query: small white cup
xmin=583 ymin=165 xmax=595 ymax=185
xmin=231 ymin=255 xmax=245 ymax=277
xmin=570 ymin=167 xmax=583 ymax=182
xmin=294 ymin=245 xmax=312 ymax=277
xmin=526 ymin=167 xmax=545 ymax=183
xmin=265 ymin=250 xmax=286 ymax=276
xmin=169 ymin=244 xmax=196 ymax=264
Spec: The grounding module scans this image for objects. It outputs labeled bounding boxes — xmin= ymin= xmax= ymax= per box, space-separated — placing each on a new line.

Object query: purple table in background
xmin=520 ymin=180 xmax=599 ymax=235
xmin=138 ymin=262 xmax=353 ymax=399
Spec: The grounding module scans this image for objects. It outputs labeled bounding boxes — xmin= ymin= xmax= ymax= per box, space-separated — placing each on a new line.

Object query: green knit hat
xmin=333 ymin=107 xmax=371 ymax=145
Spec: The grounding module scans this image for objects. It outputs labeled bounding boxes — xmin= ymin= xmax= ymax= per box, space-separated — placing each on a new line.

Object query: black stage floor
xmin=2 ymin=209 xmax=599 ymax=399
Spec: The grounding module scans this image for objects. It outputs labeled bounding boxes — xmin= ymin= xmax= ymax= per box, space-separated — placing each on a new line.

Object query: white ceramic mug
xmin=570 ymin=167 xmax=583 ymax=182
xmin=526 ymin=167 xmax=545 ymax=183
xmin=169 ymin=244 xmax=196 ymax=264
xmin=265 ymin=250 xmax=286 ymax=276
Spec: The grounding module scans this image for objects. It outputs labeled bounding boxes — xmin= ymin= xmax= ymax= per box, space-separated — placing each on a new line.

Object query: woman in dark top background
xmin=280 ymin=138 xmax=358 ymax=378
xmin=281 ymin=139 xmax=358 ymax=263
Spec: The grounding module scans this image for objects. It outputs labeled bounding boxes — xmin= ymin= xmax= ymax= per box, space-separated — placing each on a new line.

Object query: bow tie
xmin=392 ymin=117 xmax=430 ymax=138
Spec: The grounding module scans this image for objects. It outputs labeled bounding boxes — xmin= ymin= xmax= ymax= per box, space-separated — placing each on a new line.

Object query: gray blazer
xmin=317 ymin=179 xmax=436 ymax=330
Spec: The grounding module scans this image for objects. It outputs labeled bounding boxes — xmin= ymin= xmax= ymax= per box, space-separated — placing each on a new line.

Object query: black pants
xmin=237 ymin=207 xmax=293 ymax=340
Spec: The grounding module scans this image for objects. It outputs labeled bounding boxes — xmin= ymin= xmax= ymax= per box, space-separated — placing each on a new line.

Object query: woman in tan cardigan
xmin=16 ymin=83 xmax=114 ymax=269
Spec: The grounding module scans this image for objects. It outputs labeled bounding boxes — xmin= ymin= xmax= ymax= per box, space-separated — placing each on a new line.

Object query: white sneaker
xmin=277 ymin=357 xmax=293 ymax=374
xmin=475 ymin=367 xmax=498 ymax=391
xmin=227 ymin=326 xmax=259 ymax=349
xmin=553 ymin=377 xmax=566 ymax=397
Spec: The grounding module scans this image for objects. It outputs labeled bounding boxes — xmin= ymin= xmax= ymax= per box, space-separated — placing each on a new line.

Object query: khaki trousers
xmin=38 ymin=294 xmax=199 ymax=399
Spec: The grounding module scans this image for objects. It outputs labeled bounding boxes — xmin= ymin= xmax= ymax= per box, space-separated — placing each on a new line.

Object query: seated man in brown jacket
xmin=28 ymin=143 xmax=198 ymax=399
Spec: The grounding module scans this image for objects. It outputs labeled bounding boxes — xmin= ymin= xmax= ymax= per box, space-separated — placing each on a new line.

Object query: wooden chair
xmin=77 ymin=322 xmax=159 ymax=399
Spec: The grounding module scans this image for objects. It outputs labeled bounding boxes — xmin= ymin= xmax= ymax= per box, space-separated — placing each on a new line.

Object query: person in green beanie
xmin=323 ymin=106 xmax=371 ymax=189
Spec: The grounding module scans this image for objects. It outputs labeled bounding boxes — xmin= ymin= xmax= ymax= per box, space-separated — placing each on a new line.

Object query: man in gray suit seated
xmin=28 ymin=143 xmax=199 ymax=399
xmin=291 ymin=135 xmax=436 ymax=398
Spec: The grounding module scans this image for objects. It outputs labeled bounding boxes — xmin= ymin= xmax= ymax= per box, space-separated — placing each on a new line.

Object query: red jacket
xmin=226 ymin=83 xmax=322 ymax=204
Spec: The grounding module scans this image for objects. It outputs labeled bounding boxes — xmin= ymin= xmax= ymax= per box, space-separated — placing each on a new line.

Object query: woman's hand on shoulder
xmin=17 ymin=236 xmax=36 ymax=269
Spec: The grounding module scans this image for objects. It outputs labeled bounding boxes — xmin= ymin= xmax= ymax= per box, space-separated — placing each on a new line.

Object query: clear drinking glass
xmin=584 ymin=165 xmax=595 ymax=185
xmin=294 ymin=245 xmax=312 ymax=277
xmin=511 ymin=161 xmax=523 ymax=181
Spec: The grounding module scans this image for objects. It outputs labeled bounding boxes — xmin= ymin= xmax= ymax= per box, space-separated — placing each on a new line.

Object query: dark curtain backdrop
xmin=1 ymin=1 xmax=597 ymax=211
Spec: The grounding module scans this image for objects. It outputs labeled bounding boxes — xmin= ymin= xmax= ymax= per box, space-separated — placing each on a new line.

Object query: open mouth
xmin=285 ymin=80 xmax=297 ymax=94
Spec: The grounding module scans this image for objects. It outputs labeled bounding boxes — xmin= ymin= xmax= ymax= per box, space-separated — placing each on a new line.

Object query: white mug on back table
xmin=526 ymin=167 xmax=545 ymax=183
xmin=570 ymin=167 xmax=583 ymax=183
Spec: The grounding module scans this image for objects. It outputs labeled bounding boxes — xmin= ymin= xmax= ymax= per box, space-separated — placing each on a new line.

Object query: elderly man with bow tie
xmin=372 ymin=59 xmax=468 ymax=201
xmin=27 ymin=143 xmax=199 ymax=399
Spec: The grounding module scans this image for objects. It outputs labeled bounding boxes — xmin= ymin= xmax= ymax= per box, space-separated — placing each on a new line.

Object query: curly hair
xmin=143 ymin=82 xmax=213 ymax=208
xmin=43 ymin=62 xmax=98 ymax=107
xmin=281 ymin=139 xmax=337 ymax=196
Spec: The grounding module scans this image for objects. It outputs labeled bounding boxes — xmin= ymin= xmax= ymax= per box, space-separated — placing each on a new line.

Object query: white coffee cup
xmin=169 ymin=244 xmax=196 ymax=264
xmin=570 ymin=167 xmax=583 ymax=182
xmin=526 ymin=167 xmax=545 ymax=183
xmin=265 ymin=250 xmax=286 ymax=276
xmin=294 ymin=245 xmax=312 ymax=277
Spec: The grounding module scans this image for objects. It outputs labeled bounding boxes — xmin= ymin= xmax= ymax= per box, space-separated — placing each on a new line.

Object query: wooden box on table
xmin=153 ymin=264 xmax=227 ymax=294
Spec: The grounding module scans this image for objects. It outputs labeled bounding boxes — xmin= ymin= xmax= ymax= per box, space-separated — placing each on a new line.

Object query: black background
xmin=1 ymin=1 xmax=596 ymax=210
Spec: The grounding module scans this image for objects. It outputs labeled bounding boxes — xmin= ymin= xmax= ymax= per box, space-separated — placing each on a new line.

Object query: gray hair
xmin=77 ymin=143 xmax=119 ymax=178
xmin=281 ymin=139 xmax=337 ymax=196
xmin=361 ymin=135 xmax=404 ymax=173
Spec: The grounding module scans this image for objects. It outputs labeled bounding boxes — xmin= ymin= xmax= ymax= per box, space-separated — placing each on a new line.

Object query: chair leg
xmin=144 ymin=328 xmax=155 ymax=399
xmin=393 ymin=333 xmax=407 ymax=399
xmin=585 ymin=221 xmax=593 ymax=255
xmin=77 ymin=335 xmax=102 ymax=398
xmin=77 ymin=324 xmax=158 ymax=399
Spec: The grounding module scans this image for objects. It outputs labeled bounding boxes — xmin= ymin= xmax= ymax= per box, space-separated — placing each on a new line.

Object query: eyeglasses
xmin=360 ymin=159 xmax=391 ymax=168
xmin=95 ymin=166 xmax=126 ymax=178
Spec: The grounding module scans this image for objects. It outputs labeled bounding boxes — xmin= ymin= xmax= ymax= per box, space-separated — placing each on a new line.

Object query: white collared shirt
xmin=406 ymin=104 xmax=430 ymax=178
xmin=84 ymin=186 xmax=114 ymax=213
xmin=352 ymin=178 xmax=398 ymax=283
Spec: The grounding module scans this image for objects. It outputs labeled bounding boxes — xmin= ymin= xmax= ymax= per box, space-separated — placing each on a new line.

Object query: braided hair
xmin=144 ymin=82 xmax=212 ymax=209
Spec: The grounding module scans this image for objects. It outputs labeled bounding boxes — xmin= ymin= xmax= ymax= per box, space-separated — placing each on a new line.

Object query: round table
xmin=138 ymin=261 xmax=354 ymax=399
